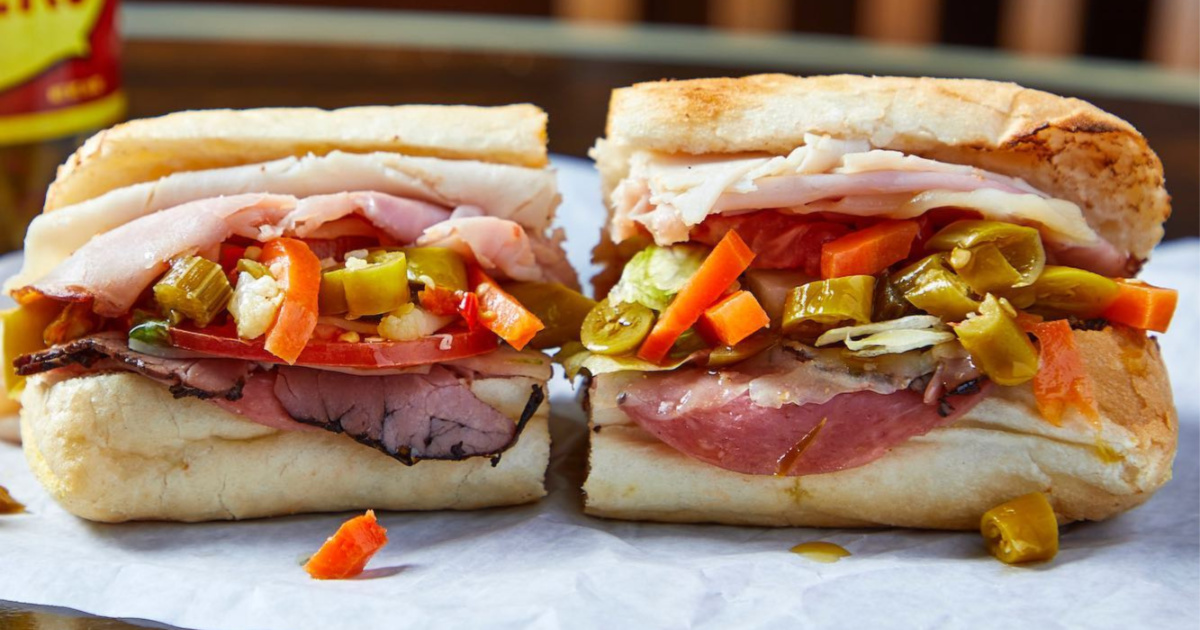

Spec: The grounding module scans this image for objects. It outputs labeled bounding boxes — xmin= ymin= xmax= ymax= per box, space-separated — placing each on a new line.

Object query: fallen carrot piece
xmin=304 ymin=510 xmax=389 ymax=580
xmin=819 ymin=220 xmax=920 ymax=279
xmin=697 ymin=290 xmax=770 ymax=346
xmin=638 ymin=231 xmax=756 ymax=363
xmin=1101 ymin=279 xmax=1178 ymax=333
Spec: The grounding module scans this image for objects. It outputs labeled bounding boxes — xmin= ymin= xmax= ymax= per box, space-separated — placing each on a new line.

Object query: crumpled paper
xmin=0 ymin=156 xmax=1196 ymax=629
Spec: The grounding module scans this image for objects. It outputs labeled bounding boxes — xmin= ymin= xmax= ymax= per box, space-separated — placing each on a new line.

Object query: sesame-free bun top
xmin=595 ymin=74 xmax=1170 ymax=262
xmin=46 ymin=104 xmax=549 ymax=212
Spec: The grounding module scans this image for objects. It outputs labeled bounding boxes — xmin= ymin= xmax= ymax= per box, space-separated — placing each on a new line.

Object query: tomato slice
xmin=168 ymin=325 xmax=498 ymax=368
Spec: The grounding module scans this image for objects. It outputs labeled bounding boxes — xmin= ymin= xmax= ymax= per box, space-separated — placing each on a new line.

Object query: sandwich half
xmin=575 ymin=75 xmax=1178 ymax=529
xmin=3 ymin=105 xmax=584 ymax=522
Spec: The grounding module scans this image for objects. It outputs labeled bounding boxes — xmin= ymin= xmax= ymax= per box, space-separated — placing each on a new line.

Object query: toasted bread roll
xmin=584 ymin=328 xmax=1175 ymax=529
xmin=22 ymin=372 xmax=549 ymax=522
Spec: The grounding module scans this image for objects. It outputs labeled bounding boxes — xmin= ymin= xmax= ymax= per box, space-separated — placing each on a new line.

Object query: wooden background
xmin=120 ymin=38 xmax=1200 ymax=240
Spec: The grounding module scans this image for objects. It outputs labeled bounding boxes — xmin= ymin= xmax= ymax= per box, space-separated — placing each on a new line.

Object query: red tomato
xmin=168 ymin=326 xmax=498 ymax=368
xmin=691 ymin=211 xmax=849 ymax=277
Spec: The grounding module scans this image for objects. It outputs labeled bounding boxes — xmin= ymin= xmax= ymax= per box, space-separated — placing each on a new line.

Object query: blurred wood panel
xmin=1000 ymin=0 xmax=1083 ymax=57
xmin=710 ymin=0 xmax=792 ymax=33
xmin=856 ymin=0 xmax=942 ymax=44
xmin=1148 ymin=0 xmax=1200 ymax=69
xmin=119 ymin=40 xmax=1198 ymax=240
xmin=553 ymin=0 xmax=639 ymax=23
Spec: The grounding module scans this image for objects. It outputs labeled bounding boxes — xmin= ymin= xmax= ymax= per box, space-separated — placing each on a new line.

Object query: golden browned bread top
xmin=600 ymin=74 xmax=1170 ymax=261
xmin=46 ymin=104 xmax=549 ymax=212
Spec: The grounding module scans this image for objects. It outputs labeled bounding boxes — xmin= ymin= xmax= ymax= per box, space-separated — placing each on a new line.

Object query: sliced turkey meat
xmin=10 ymin=150 xmax=560 ymax=291
xmin=606 ymin=137 xmax=1124 ymax=271
xmin=17 ymin=191 xmax=561 ymax=316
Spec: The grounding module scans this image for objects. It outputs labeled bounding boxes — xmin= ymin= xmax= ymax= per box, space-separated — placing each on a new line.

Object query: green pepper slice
xmin=1028 ymin=265 xmax=1120 ymax=318
xmin=706 ymin=330 xmax=777 ymax=367
xmin=235 ymin=258 xmax=270 ymax=280
xmin=926 ymin=220 xmax=1046 ymax=288
xmin=394 ymin=247 xmax=468 ymax=293
xmin=153 ymin=256 xmax=233 ymax=327
xmin=953 ymin=295 xmax=1039 ymax=386
xmin=503 ymin=282 xmax=597 ymax=349
xmin=950 ymin=243 xmax=1023 ymax=295
xmin=782 ymin=276 xmax=874 ymax=339
xmin=321 ymin=254 xmax=409 ymax=318
xmin=318 ymin=264 xmax=349 ymax=315
xmin=904 ymin=268 xmax=981 ymax=322
xmin=581 ymin=298 xmax=654 ymax=356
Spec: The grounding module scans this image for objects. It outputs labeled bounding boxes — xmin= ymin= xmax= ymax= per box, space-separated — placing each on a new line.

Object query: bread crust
xmin=583 ymin=327 xmax=1176 ymax=529
xmin=595 ymin=74 xmax=1169 ymax=262
xmin=20 ymin=372 xmax=550 ymax=522
xmin=48 ymin=104 xmax=549 ymax=212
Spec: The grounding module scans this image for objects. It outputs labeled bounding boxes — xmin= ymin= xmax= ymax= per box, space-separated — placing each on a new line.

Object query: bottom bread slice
xmin=583 ymin=328 xmax=1176 ymax=530
xmin=21 ymin=371 xmax=549 ymax=522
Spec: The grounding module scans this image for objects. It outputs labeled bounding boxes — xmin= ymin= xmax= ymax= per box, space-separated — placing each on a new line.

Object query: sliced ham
xmin=19 ymin=191 xmax=561 ymax=317
xmin=20 ymin=194 xmax=291 ymax=315
xmin=285 ymin=191 xmax=452 ymax=243
xmin=416 ymin=217 xmax=580 ymax=289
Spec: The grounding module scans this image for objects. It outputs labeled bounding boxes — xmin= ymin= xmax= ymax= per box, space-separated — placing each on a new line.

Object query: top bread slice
xmin=594 ymin=74 xmax=1170 ymax=263
xmin=47 ymin=104 xmax=548 ymax=211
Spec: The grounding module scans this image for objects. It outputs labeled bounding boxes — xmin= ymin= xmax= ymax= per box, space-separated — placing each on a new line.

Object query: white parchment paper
xmin=0 ymin=157 xmax=1196 ymax=630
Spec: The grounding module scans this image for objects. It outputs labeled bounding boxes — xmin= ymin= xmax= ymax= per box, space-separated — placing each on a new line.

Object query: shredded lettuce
xmin=555 ymin=342 xmax=697 ymax=379
xmin=607 ymin=244 xmax=707 ymax=312
xmin=814 ymin=315 xmax=954 ymax=357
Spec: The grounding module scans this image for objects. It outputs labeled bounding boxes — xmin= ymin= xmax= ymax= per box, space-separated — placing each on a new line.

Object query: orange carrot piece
xmin=259 ymin=238 xmax=322 ymax=364
xmin=1027 ymin=319 xmax=1099 ymax=427
xmin=1101 ymin=279 xmax=1178 ymax=333
xmin=468 ymin=267 xmax=544 ymax=351
xmin=638 ymin=231 xmax=756 ymax=363
xmin=697 ymin=290 xmax=770 ymax=346
xmin=304 ymin=510 xmax=389 ymax=580
xmin=819 ymin=220 xmax=920 ymax=279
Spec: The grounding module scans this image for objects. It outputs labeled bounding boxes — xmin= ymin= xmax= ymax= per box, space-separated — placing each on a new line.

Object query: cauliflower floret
xmin=379 ymin=304 xmax=454 ymax=341
xmin=229 ymin=272 xmax=283 ymax=340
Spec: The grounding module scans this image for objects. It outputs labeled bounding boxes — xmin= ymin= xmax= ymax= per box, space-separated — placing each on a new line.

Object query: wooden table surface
xmin=120 ymin=39 xmax=1199 ymax=241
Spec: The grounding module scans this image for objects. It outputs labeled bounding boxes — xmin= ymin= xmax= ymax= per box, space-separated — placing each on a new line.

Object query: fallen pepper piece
xmin=981 ymin=492 xmax=1059 ymax=564
xmin=0 ymin=485 xmax=24 ymax=514
xmin=304 ymin=510 xmax=389 ymax=580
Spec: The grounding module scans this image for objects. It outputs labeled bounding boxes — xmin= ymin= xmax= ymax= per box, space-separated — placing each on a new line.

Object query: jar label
xmin=0 ymin=0 xmax=124 ymax=144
